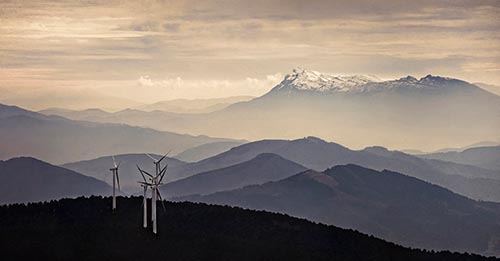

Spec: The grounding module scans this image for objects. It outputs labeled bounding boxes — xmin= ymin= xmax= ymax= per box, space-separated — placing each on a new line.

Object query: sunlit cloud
xmin=134 ymin=73 xmax=283 ymax=100
xmin=1 ymin=0 xmax=499 ymax=110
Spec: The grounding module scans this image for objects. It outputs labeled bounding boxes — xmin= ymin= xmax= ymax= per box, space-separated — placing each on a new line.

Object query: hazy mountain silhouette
xmin=0 ymin=157 xmax=110 ymax=204
xmin=173 ymin=140 xmax=247 ymax=162
xmin=40 ymin=69 xmax=500 ymax=151
xmin=1 ymin=197 xmax=493 ymax=261
xmin=134 ymin=96 xmax=254 ymax=113
xmin=419 ymin=146 xmax=500 ymax=171
xmin=39 ymin=107 xmax=111 ymax=121
xmin=167 ymin=137 xmax=358 ymax=179
xmin=474 ymin=82 xmax=500 ymax=96
xmin=0 ymin=103 xmax=238 ymax=164
xmin=182 ymin=164 xmax=500 ymax=256
xmin=161 ymin=136 xmax=500 ymax=201
xmin=161 ymin=153 xmax=307 ymax=198
xmin=402 ymin=141 xmax=500 ymax=155
xmin=62 ymin=154 xmax=188 ymax=194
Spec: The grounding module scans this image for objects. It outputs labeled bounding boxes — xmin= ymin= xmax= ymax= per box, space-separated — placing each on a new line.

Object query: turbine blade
xmin=142 ymin=169 xmax=154 ymax=178
xmin=159 ymin=164 xmax=168 ymax=183
xmin=136 ymin=164 xmax=153 ymax=178
xmin=157 ymin=190 xmax=167 ymax=212
xmin=116 ymin=171 xmax=121 ymax=191
xmin=137 ymin=165 xmax=147 ymax=182
xmin=112 ymin=155 xmax=117 ymax=168
xmin=157 ymin=150 xmax=171 ymax=164
xmin=117 ymin=161 xmax=121 ymax=168
xmin=145 ymin=153 xmax=158 ymax=161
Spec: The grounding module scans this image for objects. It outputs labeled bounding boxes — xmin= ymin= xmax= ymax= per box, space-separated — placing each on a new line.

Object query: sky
xmin=1 ymin=0 xmax=499 ymax=110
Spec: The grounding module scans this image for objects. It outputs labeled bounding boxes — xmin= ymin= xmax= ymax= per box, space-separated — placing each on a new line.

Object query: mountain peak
xmin=296 ymin=136 xmax=327 ymax=144
xmin=398 ymin=76 xmax=418 ymax=83
xmin=272 ymin=68 xmax=381 ymax=93
xmin=267 ymin=68 xmax=481 ymax=96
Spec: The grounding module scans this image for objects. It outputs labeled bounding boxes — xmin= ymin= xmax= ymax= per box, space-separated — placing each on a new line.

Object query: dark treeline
xmin=0 ymin=196 xmax=496 ymax=261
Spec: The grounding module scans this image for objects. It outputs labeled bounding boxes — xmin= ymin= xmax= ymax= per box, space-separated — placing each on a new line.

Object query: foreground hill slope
xmin=182 ymin=164 xmax=500 ymax=256
xmin=0 ymin=197 xmax=495 ymax=261
xmin=0 ymin=157 xmax=110 ymax=204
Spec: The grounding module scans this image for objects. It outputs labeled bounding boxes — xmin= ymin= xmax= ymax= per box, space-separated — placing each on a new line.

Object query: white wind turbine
xmin=137 ymin=164 xmax=153 ymax=228
xmin=137 ymin=153 xmax=169 ymax=234
xmin=109 ymin=155 xmax=121 ymax=211
xmin=145 ymin=151 xmax=170 ymax=177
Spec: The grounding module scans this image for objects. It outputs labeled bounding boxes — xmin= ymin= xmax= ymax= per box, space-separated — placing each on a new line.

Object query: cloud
xmin=135 ymin=73 xmax=283 ymax=99
xmin=1 ymin=0 xmax=500 ymax=110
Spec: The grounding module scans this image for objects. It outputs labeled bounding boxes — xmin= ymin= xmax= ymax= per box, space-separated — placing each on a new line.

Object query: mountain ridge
xmin=0 ymin=103 xmax=239 ymax=164
xmin=161 ymin=153 xmax=307 ymax=198
xmin=180 ymin=164 xmax=500 ymax=256
xmin=0 ymin=157 xmax=110 ymax=204
xmin=267 ymin=68 xmax=495 ymax=95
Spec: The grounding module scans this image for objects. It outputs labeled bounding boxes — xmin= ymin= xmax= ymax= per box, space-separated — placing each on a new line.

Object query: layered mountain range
xmin=40 ymin=68 xmax=500 ymax=151
xmin=2 ymin=136 xmax=500 ymax=256
xmin=0 ymin=103 xmax=240 ymax=164
xmin=182 ymin=164 xmax=500 ymax=256
xmin=418 ymin=146 xmax=500 ymax=171
xmin=2 ymin=68 xmax=500 ymax=257
xmin=64 ymin=137 xmax=500 ymax=202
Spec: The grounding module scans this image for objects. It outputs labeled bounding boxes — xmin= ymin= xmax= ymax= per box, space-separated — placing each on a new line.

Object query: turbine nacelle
xmin=145 ymin=151 xmax=171 ymax=165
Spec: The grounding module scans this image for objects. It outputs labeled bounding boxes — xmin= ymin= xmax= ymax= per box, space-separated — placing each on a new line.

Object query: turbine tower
xmin=137 ymin=153 xmax=169 ymax=234
xmin=109 ymin=155 xmax=121 ymax=211
xmin=137 ymin=164 xmax=153 ymax=228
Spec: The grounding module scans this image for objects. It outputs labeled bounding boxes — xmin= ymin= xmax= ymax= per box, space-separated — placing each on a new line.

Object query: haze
xmin=1 ymin=0 xmax=499 ymax=110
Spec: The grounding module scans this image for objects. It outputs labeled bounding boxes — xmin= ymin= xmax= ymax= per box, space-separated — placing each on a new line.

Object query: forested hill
xmin=0 ymin=197 xmax=496 ymax=261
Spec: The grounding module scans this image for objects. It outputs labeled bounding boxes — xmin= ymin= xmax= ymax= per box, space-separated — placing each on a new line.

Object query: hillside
xmin=0 ymin=157 xmax=110 ymax=204
xmin=63 ymin=137 xmax=500 ymax=201
xmin=165 ymin=137 xmax=500 ymax=202
xmin=161 ymin=153 xmax=307 ymax=198
xmin=0 ymin=196 xmax=495 ymax=261
xmin=182 ymin=164 xmax=500 ymax=256
xmin=174 ymin=141 xmax=246 ymax=162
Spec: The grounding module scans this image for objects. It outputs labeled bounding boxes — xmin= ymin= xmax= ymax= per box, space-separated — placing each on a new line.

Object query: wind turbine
xmin=137 ymin=162 xmax=168 ymax=234
xmin=109 ymin=155 xmax=121 ymax=211
xmin=145 ymin=151 xmax=170 ymax=175
xmin=145 ymin=152 xmax=170 ymax=230
xmin=137 ymin=164 xmax=153 ymax=228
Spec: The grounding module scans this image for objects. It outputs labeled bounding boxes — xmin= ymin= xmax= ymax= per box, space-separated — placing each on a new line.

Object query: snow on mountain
xmin=271 ymin=67 xmax=381 ymax=93
xmin=269 ymin=68 xmax=481 ymax=94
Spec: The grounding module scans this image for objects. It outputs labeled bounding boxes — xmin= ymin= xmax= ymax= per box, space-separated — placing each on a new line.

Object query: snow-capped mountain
xmin=268 ymin=67 xmax=488 ymax=95
xmin=36 ymin=67 xmax=500 ymax=151
xmin=270 ymin=67 xmax=382 ymax=93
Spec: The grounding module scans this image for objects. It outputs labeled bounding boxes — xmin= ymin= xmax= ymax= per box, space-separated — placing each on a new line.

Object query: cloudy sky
xmin=1 ymin=0 xmax=499 ymax=110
